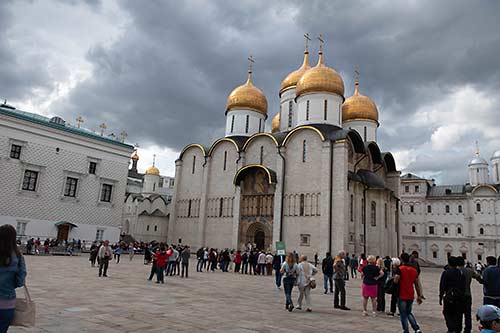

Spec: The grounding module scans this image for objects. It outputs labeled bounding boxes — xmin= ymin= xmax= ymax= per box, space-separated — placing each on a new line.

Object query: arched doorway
xmin=255 ymin=231 xmax=265 ymax=250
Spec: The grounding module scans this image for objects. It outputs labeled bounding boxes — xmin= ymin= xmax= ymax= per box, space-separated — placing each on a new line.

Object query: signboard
xmin=276 ymin=241 xmax=286 ymax=255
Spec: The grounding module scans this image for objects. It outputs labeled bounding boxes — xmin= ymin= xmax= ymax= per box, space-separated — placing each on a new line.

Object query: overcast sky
xmin=2 ymin=0 xmax=500 ymax=184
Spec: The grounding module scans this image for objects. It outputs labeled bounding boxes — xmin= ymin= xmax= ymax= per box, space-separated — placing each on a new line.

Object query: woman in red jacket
xmin=234 ymin=250 xmax=242 ymax=273
xmin=154 ymin=244 xmax=170 ymax=284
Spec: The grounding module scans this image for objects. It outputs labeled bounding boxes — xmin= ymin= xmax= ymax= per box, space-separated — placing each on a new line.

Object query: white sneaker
xmin=372 ymin=311 xmax=377 ymax=317
xmin=296 ymin=306 xmax=302 ymax=310
xmin=362 ymin=310 xmax=368 ymax=316
xmin=415 ymin=330 xmax=422 ymax=333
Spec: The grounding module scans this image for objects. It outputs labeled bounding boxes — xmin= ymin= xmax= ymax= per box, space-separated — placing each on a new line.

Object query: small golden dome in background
xmin=131 ymin=151 xmax=139 ymax=161
xmin=280 ymin=50 xmax=311 ymax=96
xmin=226 ymin=70 xmax=268 ymax=117
xmin=342 ymin=80 xmax=379 ymax=124
xmin=145 ymin=166 xmax=160 ymax=176
xmin=295 ymin=50 xmax=344 ymax=99
xmin=271 ymin=113 xmax=280 ymax=133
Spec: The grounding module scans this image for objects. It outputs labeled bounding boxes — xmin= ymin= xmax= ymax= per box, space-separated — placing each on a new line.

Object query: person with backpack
xmin=280 ymin=252 xmax=299 ymax=312
xmin=0 ymin=224 xmax=27 ymax=332
xmin=296 ymin=255 xmax=318 ymax=312
xmin=481 ymin=256 xmax=500 ymax=308
xmin=439 ymin=256 xmax=467 ymax=333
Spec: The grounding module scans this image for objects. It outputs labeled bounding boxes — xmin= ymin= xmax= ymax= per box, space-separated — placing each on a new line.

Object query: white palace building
xmin=400 ymin=147 xmax=500 ymax=265
xmin=0 ymin=102 xmax=134 ymax=243
xmin=168 ymin=36 xmax=401 ymax=259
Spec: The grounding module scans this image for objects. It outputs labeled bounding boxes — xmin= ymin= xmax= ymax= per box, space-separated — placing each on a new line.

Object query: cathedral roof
xmin=348 ymin=169 xmax=385 ymax=189
xmin=342 ymin=80 xmax=379 ymax=124
xmin=401 ymin=173 xmax=426 ymax=181
xmin=226 ymin=69 xmax=268 ymax=117
xmin=428 ymin=185 xmax=465 ymax=197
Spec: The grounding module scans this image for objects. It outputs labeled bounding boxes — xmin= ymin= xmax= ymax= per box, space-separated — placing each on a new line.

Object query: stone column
xmin=272 ymin=147 xmax=285 ymax=250
xmin=167 ymin=159 xmax=182 ymax=244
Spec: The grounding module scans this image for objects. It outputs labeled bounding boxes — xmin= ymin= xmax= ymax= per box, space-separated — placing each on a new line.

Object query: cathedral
xmin=167 ymin=36 xmax=401 ymax=258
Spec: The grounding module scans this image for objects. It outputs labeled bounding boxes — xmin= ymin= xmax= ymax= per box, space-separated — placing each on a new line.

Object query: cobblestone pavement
xmin=10 ymin=255 xmax=485 ymax=332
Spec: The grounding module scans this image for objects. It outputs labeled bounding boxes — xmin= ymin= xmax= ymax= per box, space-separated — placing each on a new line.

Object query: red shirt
xmin=155 ymin=251 xmax=170 ymax=267
xmin=398 ymin=265 xmax=418 ymax=300
xmin=234 ymin=253 xmax=242 ymax=264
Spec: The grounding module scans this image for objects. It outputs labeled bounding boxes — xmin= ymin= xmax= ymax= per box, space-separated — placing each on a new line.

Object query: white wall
xmin=296 ymin=93 xmax=343 ymax=127
xmin=343 ymin=120 xmax=378 ymax=142
xmin=279 ymin=89 xmax=298 ymax=130
xmin=225 ymin=109 xmax=266 ymax=137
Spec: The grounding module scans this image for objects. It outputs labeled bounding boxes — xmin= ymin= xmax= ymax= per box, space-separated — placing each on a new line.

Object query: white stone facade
xmin=0 ymin=105 xmax=134 ymax=243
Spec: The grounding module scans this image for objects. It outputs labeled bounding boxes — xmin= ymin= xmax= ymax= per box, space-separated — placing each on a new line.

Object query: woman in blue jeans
xmin=0 ymin=224 xmax=27 ymax=332
xmin=280 ymin=253 xmax=298 ymax=312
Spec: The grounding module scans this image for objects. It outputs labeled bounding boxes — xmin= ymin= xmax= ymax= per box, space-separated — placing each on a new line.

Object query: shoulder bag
xmin=11 ymin=285 xmax=36 ymax=327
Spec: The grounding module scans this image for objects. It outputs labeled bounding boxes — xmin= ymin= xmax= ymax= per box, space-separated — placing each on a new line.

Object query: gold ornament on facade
xmin=295 ymin=34 xmax=344 ymax=99
xmin=271 ymin=112 xmax=280 ymax=133
xmin=342 ymin=68 xmax=378 ymax=123
xmin=225 ymin=56 xmax=268 ymax=117
xmin=279 ymin=33 xmax=312 ymax=96
xmin=145 ymin=154 xmax=160 ymax=175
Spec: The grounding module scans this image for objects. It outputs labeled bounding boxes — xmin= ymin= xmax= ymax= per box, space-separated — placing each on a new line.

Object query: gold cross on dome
xmin=134 ymin=143 xmax=139 ymax=150
xmin=247 ymin=55 xmax=254 ymax=73
xmin=354 ymin=65 xmax=359 ymax=84
xmin=152 ymin=154 xmax=156 ymax=167
xmin=120 ymin=130 xmax=128 ymax=143
xmin=99 ymin=123 xmax=107 ymax=136
xmin=318 ymin=33 xmax=324 ymax=52
xmin=76 ymin=116 xmax=84 ymax=128
xmin=304 ymin=33 xmax=311 ymax=52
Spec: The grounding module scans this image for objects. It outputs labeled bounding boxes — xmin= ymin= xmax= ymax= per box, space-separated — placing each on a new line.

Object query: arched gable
xmin=366 ymin=141 xmax=383 ymax=165
xmin=208 ymin=137 xmax=240 ymax=157
xmin=179 ymin=144 xmax=207 ymax=160
xmin=242 ymin=133 xmax=279 ymax=151
xmin=346 ymin=130 xmax=365 ymax=154
xmin=471 ymin=184 xmax=498 ymax=196
xmin=382 ymin=152 xmax=397 ymax=172
xmin=282 ymin=125 xmax=325 ymax=147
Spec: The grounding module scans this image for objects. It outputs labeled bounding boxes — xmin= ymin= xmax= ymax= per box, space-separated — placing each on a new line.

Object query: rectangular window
xmin=300 ymin=234 xmax=310 ymax=246
xmin=223 ymin=151 xmax=227 ymax=171
xmin=245 ymin=115 xmax=249 ymax=133
xmin=427 ymin=205 xmax=432 ymax=213
xmin=230 ymin=115 xmax=235 ymax=133
xmin=415 ymin=185 xmax=419 ymax=193
xmin=64 ymin=177 xmax=78 ymax=197
xmin=410 ymin=205 xmax=414 ymax=213
xmin=288 ymin=101 xmax=293 ymax=127
xmin=95 ymin=229 xmax=104 ymax=241
xmin=458 ymin=205 xmax=463 ymax=213
xmin=302 ymin=140 xmax=306 ymax=163
xmin=100 ymin=184 xmax=113 ymax=202
xmin=323 ymin=100 xmax=328 ymax=120
xmin=429 ymin=226 xmax=435 ymax=234
xmin=299 ymin=194 xmax=305 ymax=216
xmin=445 ymin=205 xmax=450 ymax=213
xmin=16 ymin=221 xmax=27 ymax=236
xmin=405 ymin=186 xmax=409 ymax=193
xmin=10 ymin=144 xmax=22 ymax=159
xmin=432 ymin=251 xmax=437 ymax=259
xmin=306 ymin=100 xmax=310 ymax=120
xmin=154 ymin=225 xmax=158 ymax=232
xmin=88 ymin=162 xmax=97 ymax=174
xmin=22 ymin=170 xmax=38 ymax=191
xmin=146 ymin=225 xmax=150 ymax=231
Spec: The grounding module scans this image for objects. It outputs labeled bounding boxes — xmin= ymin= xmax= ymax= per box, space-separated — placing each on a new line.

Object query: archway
xmin=255 ymin=231 xmax=265 ymax=250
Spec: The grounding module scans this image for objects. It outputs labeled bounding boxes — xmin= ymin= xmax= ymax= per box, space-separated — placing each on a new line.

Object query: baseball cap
xmin=477 ymin=305 xmax=500 ymax=322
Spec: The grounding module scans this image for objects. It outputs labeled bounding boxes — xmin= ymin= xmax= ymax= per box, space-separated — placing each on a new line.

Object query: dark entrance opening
xmin=255 ymin=231 xmax=265 ymax=250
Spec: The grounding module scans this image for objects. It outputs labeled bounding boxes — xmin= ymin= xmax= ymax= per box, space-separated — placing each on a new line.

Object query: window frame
xmin=88 ymin=161 xmax=97 ymax=175
xmin=64 ymin=177 xmax=79 ymax=197
xmin=10 ymin=144 xmax=22 ymax=159
xmin=100 ymin=183 xmax=113 ymax=202
xmin=22 ymin=170 xmax=39 ymax=192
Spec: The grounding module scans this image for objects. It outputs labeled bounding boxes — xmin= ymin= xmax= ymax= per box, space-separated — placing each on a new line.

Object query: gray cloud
xmin=4 ymin=0 xmax=500 ymax=183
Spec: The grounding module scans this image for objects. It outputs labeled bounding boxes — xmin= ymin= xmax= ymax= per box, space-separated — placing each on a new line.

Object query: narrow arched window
xmin=288 ymin=101 xmax=293 ymax=127
xmin=370 ymin=201 xmax=376 ymax=226
xmin=384 ymin=203 xmax=388 ymax=228
xmin=476 ymin=203 xmax=481 ymax=212
xmin=188 ymin=199 xmax=192 ymax=217
xmin=350 ymin=194 xmax=354 ymax=222
xmin=445 ymin=205 xmax=450 ymax=213
xmin=258 ymin=118 xmax=262 ymax=132
xmin=219 ymin=198 xmax=224 ymax=217
xmin=306 ymin=100 xmax=310 ymax=120
xmin=223 ymin=151 xmax=227 ymax=171
xmin=364 ymin=126 xmax=367 ymax=141
xmin=302 ymin=140 xmax=306 ymax=162
xmin=323 ymin=100 xmax=328 ymax=120
xmin=411 ymin=225 xmax=416 ymax=233
xmin=230 ymin=115 xmax=235 ymax=133
xmin=192 ymin=156 xmax=196 ymax=174
xmin=299 ymin=194 xmax=305 ymax=216
xmin=259 ymin=146 xmax=264 ymax=164
xmin=245 ymin=115 xmax=249 ymax=133
xmin=480 ymin=227 xmax=484 ymax=235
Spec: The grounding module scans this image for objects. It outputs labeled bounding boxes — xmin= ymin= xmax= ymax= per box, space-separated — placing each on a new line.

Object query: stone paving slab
xmin=9 ymin=256 xmax=485 ymax=332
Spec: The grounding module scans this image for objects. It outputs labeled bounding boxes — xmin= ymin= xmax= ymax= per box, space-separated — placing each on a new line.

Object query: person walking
xmin=0 ymin=224 xmax=27 ymax=333
xmin=387 ymin=257 xmax=401 ymax=316
xmin=481 ymin=256 xmax=500 ymax=308
xmin=181 ymin=246 xmax=190 ymax=278
xmin=98 ymin=240 xmax=112 ymax=277
xmin=196 ymin=247 xmax=204 ymax=272
xmin=476 ymin=304 xmax=500 ymax=332
xmin=457 ymin=255 xmax=482 ymax=333
xmin=376 ymin=257 xmax=388 ymax=312
xmin=167 ymin=246 xmax=178 ymax=276
xmin=242 ymin=251 xmax=249 ymax=274
xmin=361 ymin=255 xmax=383 ymax=316
xmin=148 ymin=245 xmax=158 ymax=281
xmin=296 ymin=255 xmax=318 ymax=312
xmin=266 ymin=252 xmax=273 ymax=276
xmin=394 ymin=252 xmax=424 ymax=333
xmin=344 ymin=253 xmax=351 ymax=281
xmin=273 ymin=252 xmax=285 ymax=289
xmin=350 ymin=254 xmax=358 ymax=279
xmin=154 ymin=244 xmax=169 ymax=284
xmin=439 ymin=256 xmax=467 ymax=333
xmin=322 ymin=252 xmax=334 ymax=294
xmin=334 ymin=252 xmax=350 ymax=310
xmin=128 ymin=243 xmax=135 ymax=261
xmin=113 ymin=245 xmax=123 ymax=264
xmin=89 ymin=242 xmax=98 ymax=267
xmin=281 ymin=252 xmax=299 ymax=312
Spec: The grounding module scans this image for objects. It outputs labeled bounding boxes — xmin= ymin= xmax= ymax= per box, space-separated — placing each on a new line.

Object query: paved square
xmin=10 ymin=255 xmax=485 ymax=332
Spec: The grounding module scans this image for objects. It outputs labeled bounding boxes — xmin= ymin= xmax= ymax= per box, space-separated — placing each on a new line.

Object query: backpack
xmin=384 ymin=277 xmax=399 ymax=295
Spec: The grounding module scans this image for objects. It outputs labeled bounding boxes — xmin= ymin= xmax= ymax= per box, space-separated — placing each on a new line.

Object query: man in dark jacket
xmin=196 ymin=247 xmax=204 ymax=272
xmin=481 ymin=256 xmax=500 ymax=307
xmin=322 ymin=252 xmax=334 ymax=294
xmin=273 ymin=253 xmax=285 ymax=289
xmin=241 ymin=251 xmax=249 ymax=274
xmin=439 ymin=256 xmax=467 ymax=333
xmin=457 ymin=255 xmax=482 ymax=333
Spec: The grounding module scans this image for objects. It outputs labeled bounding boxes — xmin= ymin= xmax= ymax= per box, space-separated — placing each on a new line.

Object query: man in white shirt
xmin=98 ymin=240 xmax=112 ymax=277
xmin=258 ymin=251 xmax=267 ymax=275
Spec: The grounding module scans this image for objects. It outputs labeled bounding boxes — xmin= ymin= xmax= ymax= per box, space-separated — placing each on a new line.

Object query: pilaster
xmin=167 ymin=159 xmax=182 ymax=244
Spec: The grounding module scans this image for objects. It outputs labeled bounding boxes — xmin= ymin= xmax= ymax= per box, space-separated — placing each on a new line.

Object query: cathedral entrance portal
xmin=234 ymin=165 xmax=276 ymax=251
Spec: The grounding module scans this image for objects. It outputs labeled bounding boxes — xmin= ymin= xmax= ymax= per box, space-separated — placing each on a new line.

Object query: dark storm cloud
xmin=0 ymin=1 xmax=53 ymax=102
xmin=7 ymin=0 xmax=500 ymax=182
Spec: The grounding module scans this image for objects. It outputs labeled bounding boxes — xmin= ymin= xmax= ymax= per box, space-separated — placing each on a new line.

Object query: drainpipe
xmin=278 ymin=147 xmax=286 ymax=242
xmin=363 ymin=186 xmax=367 ymax=255
xmin=329 ymin=141 xmax=333 ymax=254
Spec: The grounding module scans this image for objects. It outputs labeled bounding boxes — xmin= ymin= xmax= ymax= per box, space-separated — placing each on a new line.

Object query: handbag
xmin=384 ymin=277 xmax=398 ymax=295
xmin=309 ymin=278 xmax=317 ymax=289
xmin=11 ymin=285 xmax=36 ymax=327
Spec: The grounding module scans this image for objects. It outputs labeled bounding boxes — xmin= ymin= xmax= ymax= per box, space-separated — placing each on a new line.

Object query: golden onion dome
xmin=131 ymin=151 xmax=139 ymax=161
xmin=271 ymin=112 xmax=280 ymax=133
xmin=295 ymin=50 xmax=344 ymax=99
xmin=280 ymin=50 xmax=311 ymax=96
xmin=225 ymin=70 xmax=268 ymax=117
xmin=342 ymin=81 xmax=379 ymax=124
xmin=145 ymin=165 xmax=160 ymax=176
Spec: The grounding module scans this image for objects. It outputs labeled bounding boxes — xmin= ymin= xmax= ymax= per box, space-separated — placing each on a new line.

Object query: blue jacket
xmin=0 ymin=254 xmax=27 ymax=300
xmin=482 ymin=266 xmax=500 ymax=297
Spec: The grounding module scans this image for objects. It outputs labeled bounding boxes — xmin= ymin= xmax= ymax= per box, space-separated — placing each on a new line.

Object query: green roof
xmin=0 ymin=105 xmax=134 ymax=150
